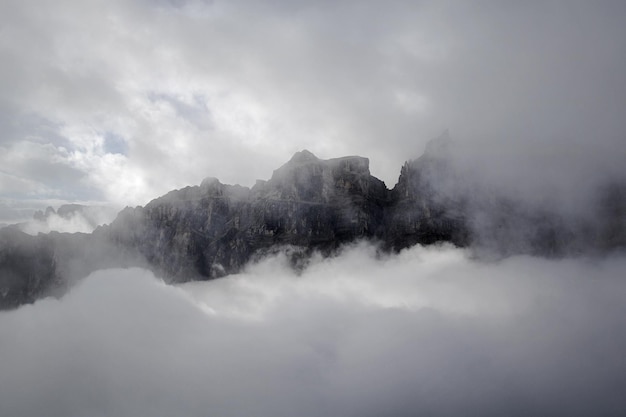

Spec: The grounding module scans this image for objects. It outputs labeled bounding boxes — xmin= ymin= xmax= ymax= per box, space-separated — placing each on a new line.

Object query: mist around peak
xmin=0 ymin=204 xmax=120 ymax=235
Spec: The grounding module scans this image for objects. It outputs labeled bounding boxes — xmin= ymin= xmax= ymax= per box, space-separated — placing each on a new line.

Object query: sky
xmin=2 ymin=243 xmax=626 ymax=416
xmin=1 ymin=0 xmax=625 ymax=225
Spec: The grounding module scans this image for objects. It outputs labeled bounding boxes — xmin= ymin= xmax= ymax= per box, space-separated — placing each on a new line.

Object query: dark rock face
xmin=98 ymin=151 xmax=400 ymax=281
xmin=0 ymin=228 xmax=60 ymax=309
xmin=1 ymin=139 xmax=624 ymax=309
xmin=386 ymin=135 xmax=469 ymax=249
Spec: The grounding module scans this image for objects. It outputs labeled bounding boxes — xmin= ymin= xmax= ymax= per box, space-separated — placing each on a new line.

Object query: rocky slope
xmin=96 ymin=147 xmax=467 ymax=282
xmin=1 ymin=137 xmax=624 ymax=309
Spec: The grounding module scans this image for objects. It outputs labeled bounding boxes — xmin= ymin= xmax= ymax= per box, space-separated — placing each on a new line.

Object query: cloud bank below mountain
xmin=2 ymin=243 xmax=625 ymax=417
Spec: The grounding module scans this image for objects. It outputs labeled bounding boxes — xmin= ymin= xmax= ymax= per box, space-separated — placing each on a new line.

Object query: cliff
xmin=1 ymin=137 xmax=624 ymax=309
xmin=96 ymin=149 xmax=461 ymax=281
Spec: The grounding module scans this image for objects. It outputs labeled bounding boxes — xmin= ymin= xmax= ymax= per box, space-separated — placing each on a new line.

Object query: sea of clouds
xmin=1 ymin=243 xmax=625 ymax=416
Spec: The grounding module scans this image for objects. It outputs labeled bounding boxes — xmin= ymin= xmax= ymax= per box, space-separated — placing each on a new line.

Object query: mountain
xmin=96 ymin=146 xmax=468 ymax=282
xmin=1 ymin=136 xmax=624 ymax=309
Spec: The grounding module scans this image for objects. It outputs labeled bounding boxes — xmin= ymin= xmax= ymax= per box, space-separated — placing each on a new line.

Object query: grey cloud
xmin=1 ymin=244 xmax=626 ymax=416
xmin=0 ymin=1 xmax=625 ymax=218
xmin=146 ymin=92 xmax=213 ymax=131
xmin=0 ymin=141 xmax=102 ymax=201
xmin=416 ymin=2 xmax=626 ymax=187
xmin=102 ymin=131 xmax=129 ymax=156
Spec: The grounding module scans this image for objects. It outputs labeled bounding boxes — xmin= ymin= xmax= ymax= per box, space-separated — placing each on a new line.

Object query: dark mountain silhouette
xmin=1 ymin=135 xmax=624 ymax=309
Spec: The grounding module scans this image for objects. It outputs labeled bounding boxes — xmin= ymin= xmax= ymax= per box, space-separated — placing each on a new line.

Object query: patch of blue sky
xmin=147 ymin=92 xmax=213 ymax=130
xmin=103 ymin=131 xmax=129 ymax=155
xmin=0 ymin=109 xmax=72 ymax=150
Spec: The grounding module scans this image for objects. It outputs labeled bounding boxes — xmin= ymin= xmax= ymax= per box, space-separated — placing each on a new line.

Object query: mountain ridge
xmin=1 ymin=136 xmax=624 ymax=309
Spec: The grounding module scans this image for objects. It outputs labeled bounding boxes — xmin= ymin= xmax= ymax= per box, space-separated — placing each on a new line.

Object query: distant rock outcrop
xmin=33 ymin=204 xmax=87 ymax=222
xmin=0 ymin=228 xmax=60 ymax=309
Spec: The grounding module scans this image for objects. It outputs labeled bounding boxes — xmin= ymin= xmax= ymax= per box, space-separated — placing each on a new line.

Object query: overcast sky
xmin=1 ymin=0 xmax=625 ymax=222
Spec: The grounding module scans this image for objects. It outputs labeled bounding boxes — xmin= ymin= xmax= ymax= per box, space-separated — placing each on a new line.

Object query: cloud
xmin=2 ymin=243 xmax=625 ymax=416
xmin=2 ymin=0 xmax=624 ymax=222
xmin=16 ymin=205 xmax=119 ymax=235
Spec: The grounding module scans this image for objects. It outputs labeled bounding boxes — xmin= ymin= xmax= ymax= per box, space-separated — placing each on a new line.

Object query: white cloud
xmin=1 ymin=244 xmax=625 ymax=416
xmin=0 ymin=0 xmax=625 ymax=222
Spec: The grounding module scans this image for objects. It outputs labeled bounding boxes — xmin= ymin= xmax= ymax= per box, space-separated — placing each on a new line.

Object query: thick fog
xmin=2 ymin=243 xmax=625 ymax=417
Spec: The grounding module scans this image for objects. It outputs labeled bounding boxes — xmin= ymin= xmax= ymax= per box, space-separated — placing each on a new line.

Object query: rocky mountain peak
xmin=393 ymin=131 xmax=456 ymax=201
xmin=200 ymin=176 xmax=221 ymax=187
xmin=288 ymin=149 xmax=319 ymax=164
xmin=424 ymin=129 xmax=452 ymax=159
xmin=199 ymin=177 xmax=225 ymax=196
xmin=259 ymin=151 xmax=378 ymax=203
